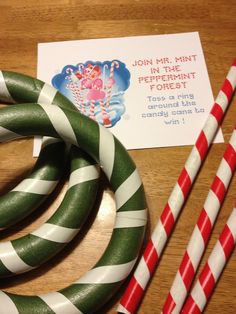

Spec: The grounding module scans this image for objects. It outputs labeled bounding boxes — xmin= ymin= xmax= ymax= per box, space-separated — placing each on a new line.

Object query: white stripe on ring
xmin=0 ymin=242 xmax=34 ymax=274
xmin=115 ymin=169 xmax=142 ymax=210
xmin=39 ymin=104 xmax=77 ymax=145
xmin=12 ymin=178 xmax=58 ymax=195
xmin=37 ymin=83 xmax=57 ymax=105
xmin=114 ymin=209 xmax=147 ymax=228
xmin=39 ymin=292 xmax=83 ymax=314
xmin=75 ymin=259 xmax=136 ymax=284
xmin=0 ymin=71 xmax=15 ymax=103
xmin=0 ymin=291 xmax=19 ymax=314
xmin=99 ymin=124 xmax=115 ymax=180
xmin=68 ymin=165 xmax=100 ymax=189
xmin=41 ymin=136 xmax=62 ymax=148
xmin=31 ymin=223 xmax=79 ymax=243
xmin=0 ymin=126 xmax=21 ymax=142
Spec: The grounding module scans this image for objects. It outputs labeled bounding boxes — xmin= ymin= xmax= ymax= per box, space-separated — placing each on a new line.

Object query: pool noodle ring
xmin=0 ymin=71 xmax=96 ymax=228
xmin=0 ymin=102 xmax=147 ymax=313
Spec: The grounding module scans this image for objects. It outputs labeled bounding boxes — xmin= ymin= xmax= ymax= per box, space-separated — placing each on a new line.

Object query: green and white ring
xmin=0 ymin=146 xmax=99 ymax=277
xmin=0 ymin=71 xmax=100 ymax=277
xmin=0 ymin=103 xmax=148 ymax=313
xmin=0 ymin=70 xmax=83 ymax=228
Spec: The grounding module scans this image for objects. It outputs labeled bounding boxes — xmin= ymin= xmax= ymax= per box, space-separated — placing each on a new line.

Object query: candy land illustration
xmin=52 ymin=60 xmax=131 ymax=127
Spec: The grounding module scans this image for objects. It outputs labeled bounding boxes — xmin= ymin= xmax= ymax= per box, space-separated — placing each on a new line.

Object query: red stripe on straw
xmin=143 ymin=240 xmax=158 ymax=274
xmin=178 ymin=168 xmax=192 ymax=198
xmin=224 ymin=144 xmax=236 ymax=172
xmin=162 ymin=293 xmax=176 ymax=314
xmin=181 ymin=295 xmax=201 ymax=314
xmin=160 ymin=204 xmax=175 ymax=237
xmin=221 ymin=78 xmax=234 ymax=100
xmin=219 ymin=225 xmax=235 ymax=259
xmin=120 ymin=277 xmax=143 ymax=314
xmin=210 ymin=176 xmax=226 ymax=204
xmin=195 ymin=131 xmax=209 ymax=161
xmin=179 ymin=252 xmax=195 ymax=290
xmin=197 ymin=209 xmax=212 ymax=244
xmin=199 ymin=263 xmax=215 ymax=299
xmin=210 ymin=103 xmax=224 ymax=123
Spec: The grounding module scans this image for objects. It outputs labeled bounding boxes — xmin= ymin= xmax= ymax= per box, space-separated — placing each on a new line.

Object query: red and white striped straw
xmin=181 ymin=205 xmax=236 ymax=314
xmin=162 ymin=126 xmax=236 ymax=314
xmin=117 ymin=59 xmax=236 ymax=314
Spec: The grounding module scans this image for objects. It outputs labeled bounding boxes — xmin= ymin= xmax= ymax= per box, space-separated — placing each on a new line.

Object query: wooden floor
xmin=0 ymin=1 xmax=235 ymax=313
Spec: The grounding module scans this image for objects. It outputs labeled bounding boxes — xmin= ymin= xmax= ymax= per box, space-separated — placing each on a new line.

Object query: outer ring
xmin=0 ymin=103 xmax=147 ymax=314
xmin=0 ymin=70 xmax=87 ymax=228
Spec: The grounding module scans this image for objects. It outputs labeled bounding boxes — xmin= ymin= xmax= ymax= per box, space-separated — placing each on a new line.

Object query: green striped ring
xmin=0 ymin=103 xmax=148 ymax=314
xmin=0 ymin=71 xmax=100 ymax=277
xmin=0 ymin=70 xmax=79 ymax=228
xmin=0 ymin=146 xmax=99 ymax=277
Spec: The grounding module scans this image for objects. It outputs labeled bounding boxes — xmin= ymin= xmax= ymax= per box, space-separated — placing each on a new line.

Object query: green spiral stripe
xmin=0 ymin=147 xmax=99 ymax=277
xmin=0 ymin=103 xmax=147 ymax=313
xmin=0 ymin=70 xmax=78 ymax=228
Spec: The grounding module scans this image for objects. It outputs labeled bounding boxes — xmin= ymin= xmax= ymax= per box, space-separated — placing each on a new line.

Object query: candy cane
xmin=66 ymin=73 xmax=85 ymax=113
xmin=0 ymin=101 xmax=147 ymax=313
xmin=162 ymin=125 xmax=236 ymax=313
xmin=182 ymin=205 xmax=236 ymax=313
xmin=99 ymin=100 xmax=112 ymax=127
xmin=117 ymin=59 xmax=236 ymax=314
xmin=103 ymin=63 xmax=109 ymax=86
xmin=106 ymin=60 xmax=119 ymax=108
xmin=66 ymin=81 xmax=82 ymax=111
xmin=89 ymin=99 xmax=96 ymax=120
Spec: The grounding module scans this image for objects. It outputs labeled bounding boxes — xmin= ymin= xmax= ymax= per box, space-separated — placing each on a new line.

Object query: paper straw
xmin=117 ymin=59 xmax=236 ymax=314
xmin=181 ymin=205 xmax=236 ymax=313
xmin=162 ymin=126 xmax=236 ymax=313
